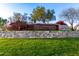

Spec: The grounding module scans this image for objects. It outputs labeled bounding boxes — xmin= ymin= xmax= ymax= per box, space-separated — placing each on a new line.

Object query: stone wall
xmin=0 ymin=31 xmax=79 ymax=38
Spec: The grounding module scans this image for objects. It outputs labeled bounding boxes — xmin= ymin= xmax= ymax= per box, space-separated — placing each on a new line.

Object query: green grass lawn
xmin=0 ymin=38 xmax=79 ymax=56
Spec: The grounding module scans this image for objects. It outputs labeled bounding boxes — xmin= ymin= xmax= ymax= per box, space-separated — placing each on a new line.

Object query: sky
xmin=0 ymin=3 xmax=79 ymax=24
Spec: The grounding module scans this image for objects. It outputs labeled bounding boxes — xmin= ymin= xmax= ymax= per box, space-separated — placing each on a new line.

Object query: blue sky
xmin=0 ymin=3 xmax=79 ymax=24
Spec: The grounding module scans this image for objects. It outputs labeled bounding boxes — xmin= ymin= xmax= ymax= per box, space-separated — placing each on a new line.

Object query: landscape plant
xmin=31 ymin=6 xmax=56 ymax=23
xmin=60 ymin=8 xmax=79 ymax=31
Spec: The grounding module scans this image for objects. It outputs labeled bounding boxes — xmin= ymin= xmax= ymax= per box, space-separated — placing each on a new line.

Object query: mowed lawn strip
xmin=0 ymin=38 xmax=78 ymax=56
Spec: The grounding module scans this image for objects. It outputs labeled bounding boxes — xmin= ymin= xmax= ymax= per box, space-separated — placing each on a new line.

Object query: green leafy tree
xmin=0 ymin=17 xmax=7 ymax=26
xmin=0 ymin=17 xmax=7 ymax=30
xmin=31 ymin=13 xmax=37 ymax=23
xmin=31 ymin=6 xmax=46 ymax=23
xmin=46 ymin=9 xmax=55 ymax=23
xmin=31 ymin=6 xmax=55 ymax=23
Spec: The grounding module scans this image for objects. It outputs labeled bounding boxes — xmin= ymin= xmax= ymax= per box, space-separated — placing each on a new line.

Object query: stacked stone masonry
xmin=0 ymin=31 xmax=79 ymax=38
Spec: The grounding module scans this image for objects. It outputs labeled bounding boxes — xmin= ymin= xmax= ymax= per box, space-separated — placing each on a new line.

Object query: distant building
xmin=26 ymin=23 xmax=59 ymax=30
xmin=56 ymin=21 xmax=68 ymax=30
xmin=4 ymin=20 xmax=69 ymax=31
xmin=4 ymin=21 xmax=59 ymax=31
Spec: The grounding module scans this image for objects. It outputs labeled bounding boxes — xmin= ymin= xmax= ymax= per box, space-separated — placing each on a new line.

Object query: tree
xmin=31 ymin=13 xmax=37 ymax=23
xmin=0 ymin=17 xmax=7 ymax=30
xmin=60 ymin=8 xmax=78 ymax=30
xmin=0 ymin=17 xmax=7 ymax=26
xmin=22 ymin=13 xmax=28 ymax=22
xmin=8 ymin=12 xmax=27 ymax=23
xmin=13 ymin=13 xmax=22 ymax=22
xmin=31 ymin=6 xmax=55 ymax=23
xmin=31 ymin=6 xmax=46 ymax=23
xmin=46 ymin=9 xmax=55 ymax=23
xmin=5 ymin=12 xmax=28 ymax=31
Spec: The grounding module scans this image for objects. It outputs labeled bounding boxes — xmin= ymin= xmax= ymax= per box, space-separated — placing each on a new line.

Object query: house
xmin=26 ymin=23 xmax=59 ymax=30
xmin=4 ymin=21 xmax=59 ymax=31
xmin=4 ymin=20 xmax=68 ymax=31
xmin=56 ymin=21 xmax=68 ymax=30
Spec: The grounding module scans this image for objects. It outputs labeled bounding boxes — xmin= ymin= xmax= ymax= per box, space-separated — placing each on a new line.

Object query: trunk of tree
xmin=43 ymin=20 xmax=45 ymax=23
xmin=71 ymin=19 xmax=74 ymax=31
xmin=71 ymin=25 xmax=74 ymax=31
xmin=34 ymin=20 xmax=36 ymax=23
